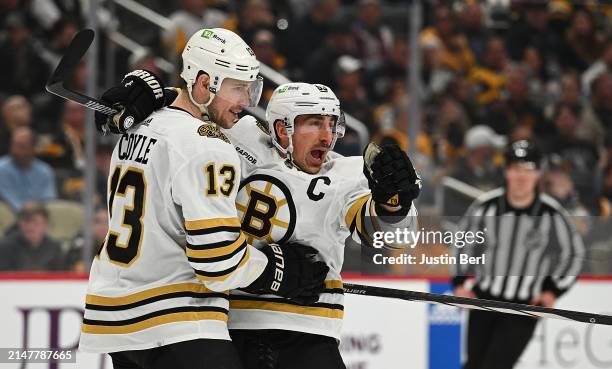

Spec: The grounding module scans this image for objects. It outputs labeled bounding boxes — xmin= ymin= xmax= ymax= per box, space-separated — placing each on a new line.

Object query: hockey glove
xmin=95 ymin=69 xmax=165 ymax=134
xmin=363 ymin=142 xmax=421 ymax=208
xmin=243 ymin=243 xmax=329 ymax=304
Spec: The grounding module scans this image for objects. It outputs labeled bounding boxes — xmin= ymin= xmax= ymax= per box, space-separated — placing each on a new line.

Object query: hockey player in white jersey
xmin=97 ymin=77 xmax=420 ymax=368
xmin=84 ymin=29 xmax=328 ymax=369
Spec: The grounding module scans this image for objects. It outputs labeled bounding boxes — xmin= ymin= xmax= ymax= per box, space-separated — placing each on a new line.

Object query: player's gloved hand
xmin=243 ymin=243 xmax=329 ymax=304
xmin=95 ymin=69 xmax=165 ymax=134
xmin=363 ymin=142 xmax=421 ymax=208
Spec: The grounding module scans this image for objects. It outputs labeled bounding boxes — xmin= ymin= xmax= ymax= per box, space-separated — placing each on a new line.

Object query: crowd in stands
xmin=1 ymin=0 xmax=612 ymax=273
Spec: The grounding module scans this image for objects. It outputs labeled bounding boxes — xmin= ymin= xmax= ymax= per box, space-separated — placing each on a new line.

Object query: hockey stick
xmin=343 ymin=283 xmax=612 ymax=326
xmin=45 ymin=28 xmax=118 ymax=116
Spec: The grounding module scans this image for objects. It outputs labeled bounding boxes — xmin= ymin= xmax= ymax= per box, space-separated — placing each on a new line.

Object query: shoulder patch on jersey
xmin=255 ymin=120 xmax=271 ymax=136
xmin=198 ymin=124 xmax=230 ymax=143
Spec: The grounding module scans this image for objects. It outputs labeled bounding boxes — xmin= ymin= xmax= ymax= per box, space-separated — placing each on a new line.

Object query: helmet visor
xmin=215 ymin=75 xmax=263 ymax=107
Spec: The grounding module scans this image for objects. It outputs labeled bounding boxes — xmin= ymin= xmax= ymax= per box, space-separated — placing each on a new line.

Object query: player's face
xmin=209 ymin=78 xmax=253 ymax=128
xmin=505 ymin=162 xmax=540 ymax=199
xmin=291 ymin=115 xmax=334 ymax=174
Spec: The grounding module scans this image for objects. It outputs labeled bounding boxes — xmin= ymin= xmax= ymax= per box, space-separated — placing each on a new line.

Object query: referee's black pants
xmin=230 ymin=329 xmax=347 ymax=369
xmin=109 ymin=338 xmax=243 ymax=369
xmin=464 ymin=310 xmax=538 ymax=369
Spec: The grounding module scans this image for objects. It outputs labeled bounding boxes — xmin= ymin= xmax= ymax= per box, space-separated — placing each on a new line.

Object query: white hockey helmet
xmin=180 ymin=28 xmax=263 ymax=113
xmin=266 ymin=82 xmax=346 ymax=159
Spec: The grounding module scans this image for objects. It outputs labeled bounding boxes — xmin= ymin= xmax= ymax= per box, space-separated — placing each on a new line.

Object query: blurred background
xmin=1 ymin=0 xmax=612 ymax=276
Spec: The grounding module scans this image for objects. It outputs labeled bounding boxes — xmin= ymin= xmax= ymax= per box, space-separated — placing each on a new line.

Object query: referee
xmin=452 ymin=139 xmax=584 ymax=369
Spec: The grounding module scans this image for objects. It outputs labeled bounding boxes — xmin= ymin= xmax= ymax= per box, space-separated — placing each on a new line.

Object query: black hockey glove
xmin=243 ymin=243 xmax=329 ymax=304
xmin=95 ymin=69 xmax=165 ymax=134
xmin=363 ymin=142 xmax=421 ymax=209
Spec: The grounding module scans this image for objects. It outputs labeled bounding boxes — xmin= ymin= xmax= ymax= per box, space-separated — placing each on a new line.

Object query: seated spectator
xmin=351 ymin=0 xmax=394 ymax=73
xmin=0 ymin=202 xmax=64 ymax=271
xmin=237 ymin=0 xmax=276 ymax=45
xmin=420 ymin=3 xmax=475 ymax=75
xmin=38 ymin=100 xmax=86 ymax=171
xmin=333 ymin=55 xmax=373 ymax=132
xmin=65 ymin=207 xmax=108 ymax=273
xmin=162 ymin=0 xmax=228 ymax=56
xmin=581 ymin=40 xmax=612 ymax=98
xmin=0 ymin=12 xmax=49 ymax=98
xmin=578 ymin=72 xmax=612 ymax=150
xmin=284 ymin=0 xmax=341 ymax=69
xmin=449 ymin=125 xmax=505 ymax=191
xmin=302 ymin=19 xmax=356 ymax=87
xmin=484 ymin=66 xmax=548 ymax=136
xmin=0 ymin=126 xmax=56 ymax=211
xmin=250 ymin=29 xmax=287 ymax=104
xmin=558 ymin=9 xmax=605 ymax=72
xmin=0 ymin=95 xmax=33 ymax=156
xmin=468 ymin=37 xmax=508 ymax=106
xmin=543 ymin=104 xmax=600 ymax=212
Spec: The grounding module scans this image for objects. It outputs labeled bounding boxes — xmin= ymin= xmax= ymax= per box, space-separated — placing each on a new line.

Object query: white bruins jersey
xmin=79 ymin=107 xmax=267 ymax=353
xmin=223 ymin=116 xmax=417 ymax=339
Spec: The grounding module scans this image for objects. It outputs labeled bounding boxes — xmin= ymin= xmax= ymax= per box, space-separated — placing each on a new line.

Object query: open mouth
xmin=309 ymin=149 xmax=327 ymax=164
xmin=230 ymin=108 xmax=242 ymax=122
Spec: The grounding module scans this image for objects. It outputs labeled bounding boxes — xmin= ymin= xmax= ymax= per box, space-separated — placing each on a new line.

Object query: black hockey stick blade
xmin=46 ymin=28 xmax=118 ymax=116
xmin=343 ymin=283 xmax=612 ymax=326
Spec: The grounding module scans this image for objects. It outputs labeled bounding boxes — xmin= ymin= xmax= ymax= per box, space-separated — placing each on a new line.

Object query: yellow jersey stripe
xmin=185 ymin=217 xmax=241 ymax=231
xmin=195 ymin=246 xmax=250 ymax=282
xmin=230 ymin=300 xmax=344 ymax=319
xmin=344 ymin=194 xmax=370 ymax=230
xmin=324 ymin=280 xmax=343 ymax=289
xmin=187 ymin=233 xmax=247 ymax=259
xmin=85 ymin=282 xmax=224 ymax=306
xmin=81 ymin=311 xmax=228 ymax=334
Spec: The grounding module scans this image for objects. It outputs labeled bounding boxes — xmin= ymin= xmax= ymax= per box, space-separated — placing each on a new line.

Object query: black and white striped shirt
xmin=452 ymin=188 xmax=585 ymax=303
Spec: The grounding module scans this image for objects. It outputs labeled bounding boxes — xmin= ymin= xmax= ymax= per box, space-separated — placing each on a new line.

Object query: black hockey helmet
xmin=505 ymin=139 xmax=541 ymax=169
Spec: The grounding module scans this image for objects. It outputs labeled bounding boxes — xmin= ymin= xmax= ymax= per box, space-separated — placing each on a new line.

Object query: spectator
xmin=284 ymin=0 xmax=340 ymax=69
xmin=162 ymin=0 xmax=227 ymax=56
xmin=367 ymin=36 xmax=408 ymax=102
xmin=448 ymin=125 xmax=505 ymax=192
xmin=302 ymin=19 xmax=357 ymax=87
xmin=0 ymin=12 xmax=50 ymax=98
xmin=420 ymin=4 xmax=475 ymax=75
xmin=65 ymin=207 xmax=108 ymax=273
xmin=38 ymin=100 xmax=86 ymax=171
xmin=459 ymin=2 xmax=490 ymax=63
xmin=505 ymin=2 xmax=559 ymax=67
xmin=333 ymin=55 xmax=373 ymax=131
xmin=577 ymin=72 xmax=612 ymax=150
xmin=0 ymin=126 xmax=57 ymax=211
xmin=468 ymin=36 xmax=508 ymax=106
xmin=351 ymin=0 xmax=394 ymax=73
xmin=543 ymin=104 xmax=600 ymax=211
xmin=0 ymin=202 xmax=64 ymax=271
xmin=250 ymin=29 xmax=287 ymax=104
xmin=558 ymin=9 xmax=605 ymax=72
xmin=546 ymin=71 xmax=582 ymax=120
xmin=581 ymin=40 xmax=612 ymax=98
xmin=28 ymin=0 xmax=83 ymax=32
xmin=484 ymin=66 xmax=548 ymax=136
xmin=0 ymin=95 xmax=33 ymax=156
xmin=237 ymin=0 xmax=275 ymax=45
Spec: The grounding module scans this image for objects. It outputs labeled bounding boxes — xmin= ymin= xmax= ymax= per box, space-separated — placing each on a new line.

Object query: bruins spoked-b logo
xmin=236 ymin=174 xmax=296 ymax=247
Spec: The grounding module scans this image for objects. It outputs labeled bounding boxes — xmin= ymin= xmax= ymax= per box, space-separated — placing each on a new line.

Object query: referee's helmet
xmin=505 ymin=140 xmax=541 ymax=168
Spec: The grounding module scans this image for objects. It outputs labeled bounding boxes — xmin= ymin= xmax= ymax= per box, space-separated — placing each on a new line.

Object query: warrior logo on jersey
xmin=236 ymin=174 xmax=296 ymax=247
